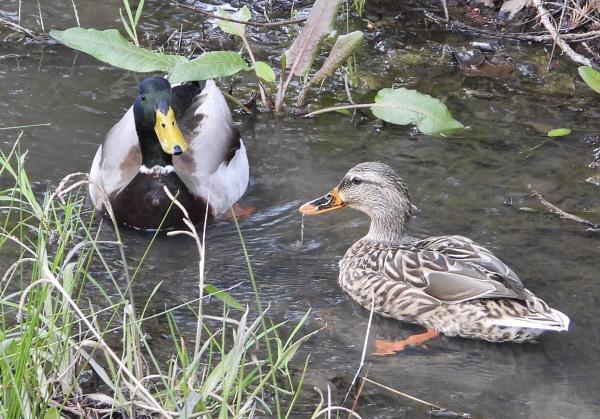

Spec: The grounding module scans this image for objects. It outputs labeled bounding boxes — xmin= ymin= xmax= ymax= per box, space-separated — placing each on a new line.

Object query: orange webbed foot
xmin=223 ymin=203 xmax=256 ymax=221
xmin=372 ymin=329 xmax=439 ymax=356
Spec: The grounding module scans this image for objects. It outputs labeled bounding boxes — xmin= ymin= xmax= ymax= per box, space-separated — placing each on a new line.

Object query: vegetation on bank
xmin=0 ymin=138 xmax=320 ymax=418
xmin=48 ymin=0 xmax=464 ymax=136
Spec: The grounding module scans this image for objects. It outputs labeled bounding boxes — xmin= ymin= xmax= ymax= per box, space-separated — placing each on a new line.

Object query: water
xmin=1 ymin=1 xmax=600 ymax=417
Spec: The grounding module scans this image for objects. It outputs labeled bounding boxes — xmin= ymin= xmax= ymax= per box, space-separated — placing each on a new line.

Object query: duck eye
xmin=351 ymin=177 xmax=362 ymax=185
xmin=141 ymin=95 xmax=146 ymax=101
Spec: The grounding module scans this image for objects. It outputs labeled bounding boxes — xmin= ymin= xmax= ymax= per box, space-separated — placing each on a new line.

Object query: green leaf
xmin=0 ymin=337 xmax=18 ymax=358
xmin=123 ymin=0 xmax=135 ymax=26
xmin=50 ymin=27 xmax=185 ymax=72
xmin=578 ymin=66 xmax=600 ymax=94
xmin=43 ymin=408 xmax=61 ymax=419
xmin=254 ymin=61 xmax=276 ymax=83
xmin=119 ymin=8 xmax=136 ymax=42
xmin=297 ymin=31 xmax=363 ymax=105
xmin=204 ymin=284 xmax=244 ymax=311
xmin=215 ymin=6 xmax=251 ymax=37
xmin=285 ymin=0 xmax=344 ymax=76
xmin=310 ymin=31 xmax=363 ymax=85
xmin=371 ymin=88 xmax=464 ymax=135
xmin=133 ymin=0 xmax=145 ymax=26
xmin=547 ymin=128 xmax=571 ymax=137
xmin=169 ymin=51 xmax=250 ymax=83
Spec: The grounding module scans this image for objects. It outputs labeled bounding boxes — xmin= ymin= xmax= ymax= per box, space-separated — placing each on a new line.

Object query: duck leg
xmin=373 ymin=329 xmax=439 ymax=356
xmin=224 ymin=203 xmax=255 ymax=220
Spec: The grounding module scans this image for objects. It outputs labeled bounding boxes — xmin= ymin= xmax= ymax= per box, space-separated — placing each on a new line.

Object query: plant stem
xmin=231 ymin=213 xmax=282 ymax=418
xmin=240 ymin=33 xmax=268 ymax=108
xmin=305 ymin=103 xmax=373 ymax=117
xmin=222 ymin=91 xmax=254 ymax=114
xmin=275 ymin=65 xmax=286 ymax=113
xmin=295 ymin=80 xmax=313 ymax=107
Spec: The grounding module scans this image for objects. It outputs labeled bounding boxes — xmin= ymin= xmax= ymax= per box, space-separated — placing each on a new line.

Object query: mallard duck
xmin=300 ymin=162 xmax=569 ymax=352
xmin=89 ymin=76 xmax=249 ymax=230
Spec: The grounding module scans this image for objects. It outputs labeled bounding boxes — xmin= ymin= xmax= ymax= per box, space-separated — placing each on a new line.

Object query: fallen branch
xmin=172 ymin=1 xmax=307 ymax=28
xmin=423 ymin=11 xmax=600 ymax=43
xmin=528 ymin=184 xmax=600 ymax=232
xmin=360 ymin=377 xmax=471 ymax=418
xmin=0 ymin=16 xmax=36 ymax=38
xmin=531 ymin=0 xmax=599 ymax=69
xmin=349 ymin=364 xmax=369 ymax=415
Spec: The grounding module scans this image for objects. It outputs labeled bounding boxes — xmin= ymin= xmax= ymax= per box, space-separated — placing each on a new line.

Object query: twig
xmin=360 ymin=377 xmax=471 ymax=417
xmin=528 ymin=185 xmax=600 ymax=231
xmin=546 ymin=0 xmax=569 ymax=70
xmin=341 ymin=290 xmax=375 ymax=406
xmin=441 ymin=0 xmax=449 ymax=21
xmin=532 ymin=0 xmax=598 ymax=69
xmin=239 ymin=32 xmax=268 ymax=107
xmin=361 ymin=377 xmax=439 ymax=409
xmin=178 ymin=24 xmax=183 ymax=53
xmin=71 ymin=0 xmax=80 ymax=27
xmin=0 ymin=122 xmax=51 ymax=130
xmin=0 ymin=16 xmax=36 ymax=37
xmin=172 ymin=1 xmax=307 ymax=27
xmin=348 ymin=364 xmax=370 ymax=416
xmin=36 ymin=0 xmax=44 ymax=32
xmin=423 ymin=11 xmax=600 ymax=42
xmin=222 ymin=90 xmax=254 ymax=114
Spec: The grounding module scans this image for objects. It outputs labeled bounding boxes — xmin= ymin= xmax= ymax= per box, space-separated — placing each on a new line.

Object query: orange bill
xmin=299 ymin=187 xmax=347 ymax=215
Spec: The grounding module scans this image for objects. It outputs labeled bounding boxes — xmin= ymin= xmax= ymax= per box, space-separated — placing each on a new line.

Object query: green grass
xmin=0 ymin=136 xmax=319 ymax=418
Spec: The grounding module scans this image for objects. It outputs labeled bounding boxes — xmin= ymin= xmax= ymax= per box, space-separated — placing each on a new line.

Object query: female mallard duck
xmin=300 ymin=162 xmax=569 ymax=352
xmin=89 ymin=76 xmax=249 ymax=230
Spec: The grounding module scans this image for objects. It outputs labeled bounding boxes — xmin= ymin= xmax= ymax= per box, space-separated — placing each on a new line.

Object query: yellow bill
xmin=154 ymin=107 xmax=188 ymax=155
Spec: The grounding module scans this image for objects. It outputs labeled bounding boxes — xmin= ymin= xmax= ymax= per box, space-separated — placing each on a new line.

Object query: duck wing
xmin=89 ymin=107 xmax=141 ymax=210
xmin=374 ymin=245 xmax=526 ymax=304
xmin=173 ymin=81 xmax=249 ymax=214
xmin=414 ymin=235 xmax=527 ymax=299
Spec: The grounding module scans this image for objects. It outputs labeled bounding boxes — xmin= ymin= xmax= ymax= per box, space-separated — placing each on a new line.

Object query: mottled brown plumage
xmin=300 ymin=162 xmax=569 ymax=343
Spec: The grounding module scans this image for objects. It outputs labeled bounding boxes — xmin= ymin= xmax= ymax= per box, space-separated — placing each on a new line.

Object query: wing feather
xmin=173 ymin=80 xmax=248 ymax=214
xmin=415 ymin=235 xmax=527 ymax=297
xmin=376 ymin=246 xmax=525 ymax=304
xmin=88 ymin=107 xmax=141 ymax=208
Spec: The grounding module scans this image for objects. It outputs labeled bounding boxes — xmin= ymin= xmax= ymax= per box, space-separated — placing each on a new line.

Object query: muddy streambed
xmin=1 ymin=0 xmax=600 ymax=417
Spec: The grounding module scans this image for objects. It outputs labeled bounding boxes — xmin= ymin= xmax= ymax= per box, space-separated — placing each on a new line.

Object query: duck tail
xmin=492 ymin=307 xmax=570 ymax=332
xmin=545 ymin=308 xmax=570 ymax=331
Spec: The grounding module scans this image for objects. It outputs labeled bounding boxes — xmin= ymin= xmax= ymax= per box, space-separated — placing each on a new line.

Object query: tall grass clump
xmin=0 ymin=135 xmax=318 ymax=418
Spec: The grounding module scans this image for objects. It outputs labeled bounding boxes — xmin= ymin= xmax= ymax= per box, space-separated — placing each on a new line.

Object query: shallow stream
xmin=1 ymin=0 xmax=599 ymax=417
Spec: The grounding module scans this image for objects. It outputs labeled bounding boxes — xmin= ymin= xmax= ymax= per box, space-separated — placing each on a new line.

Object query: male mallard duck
xmin=89 ymin=76 xmax=249 ymax=230
xmin=300 ymin=162 xmax=569 ymax=353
